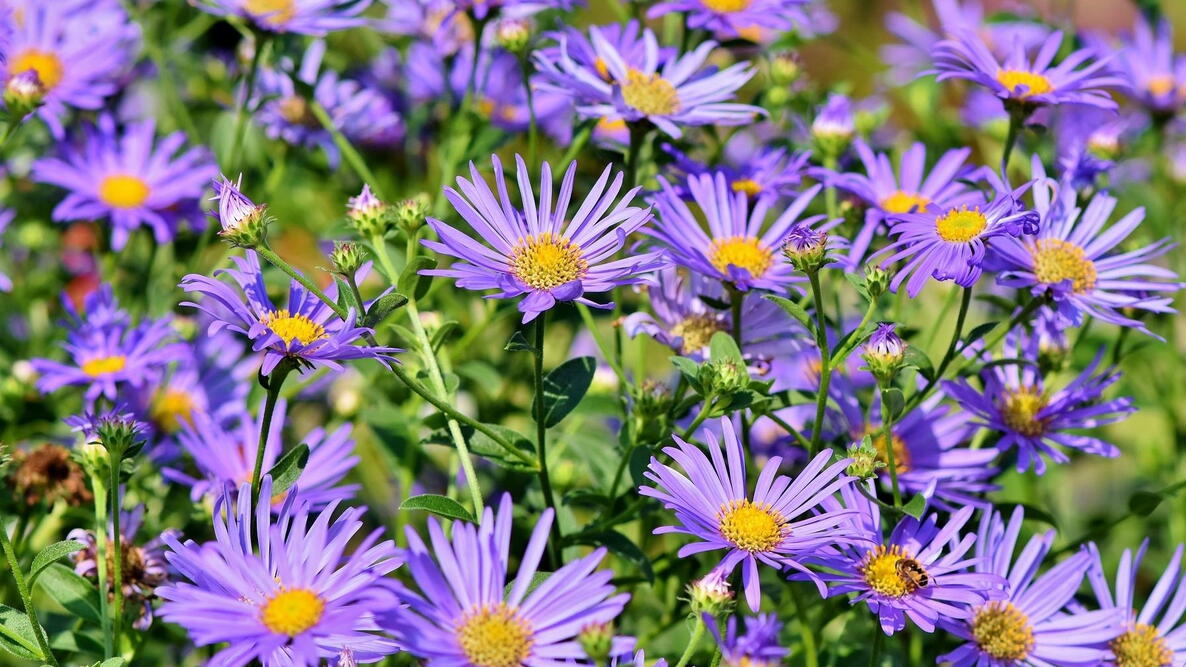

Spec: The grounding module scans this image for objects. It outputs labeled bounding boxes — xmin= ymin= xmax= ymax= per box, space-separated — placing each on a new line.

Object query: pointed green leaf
xmin=398 ymin=256 xmax=437 ymax=299
xmin=901 ymin=493 xmax=927 ymax=519
xmin=36 ymin=563 xmax=101 ymax=624
xmin=266 ymin=443 xmax=310 ymax=498
xmin=466 ymin=424 xmax=539 ymax=473
xmin=0 ymin=604 xmax=42 ymax=660
xmin=902 ymin=345 xmax=934 ymax=381
xmin=708 ymin=332 xmax=743 ymax=364
xmin=362 ymin=292 xmax=408 ymax=329
xmin=334 ymin=276 xmax=360 ymax=314
xmin=401 ymin=494 xmax=476 ymax=523
xmin=29 ymin=540 xmax=86 ymax=588
xmin=763 ymin=294 xmax=813 ymax=330
xmin=539 ymin=356 xmax=596 ymax=427
xmin=505 ymin=331 xmax=534 ymax=352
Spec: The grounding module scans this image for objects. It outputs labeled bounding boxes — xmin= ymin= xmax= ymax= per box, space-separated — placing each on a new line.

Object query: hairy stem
xmin=0 ymin=514 xmax=57 ymax=665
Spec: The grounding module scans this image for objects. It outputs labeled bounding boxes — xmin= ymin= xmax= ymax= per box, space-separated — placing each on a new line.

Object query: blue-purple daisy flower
xmin=193 ymin=0 xmax=372 ymax=35
xmin=646 ymin=0 xmax=811 ymax=42
xmin=938 ymin=506 xmax=1123 ymax=666
xmin=706 ymin=613 xmax=788 ymax=667
xmin=1087 ymin=539 xmax=1186 ymax=665
xmin=1113 ymin=16 xmax=1186 ymax=116
xmin=423 ymin=155 xmax=665 ymax=322
xmin=32 ymin=115 xmax=217 ymax=249
xmin=180 ymin=250 xmax=398 ymax=374
xmin=943 ymin=333 xmax=1135 ymax=475
xmin=640 ymin=417 xmax=858 ymax=610
xmin=157 ymin=477 xmax=401 ymax=665
xmin=386 ymin=492 xmax=633 ymax=664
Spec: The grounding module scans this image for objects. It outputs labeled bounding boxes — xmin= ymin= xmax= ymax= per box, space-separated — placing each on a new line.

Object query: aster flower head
xmin=992 ymin=169 xmax=1182 ymax=338
xmin=32 ymin=115 xmax=217 ymax=250
xmin=938 ymin=506 xmax=1123 ymax=666
xmin=1087 ymin=540 xmax=1186 ymax=666
xmin=210 ymin=174 xmax=270 ymax=248
xmin=66 ymin=404 xmax=148 ymax=458
xmin=781 ymin=222 xmax=832 ymax=272
xmin=157 ymin=477 xmax=401 ymax=665
xmin=878 ymin=180 xmax=1039 ymax=297
xmin=943 ymin=332 xmax=1135 ymax=475
xmin=1054 ymin=107 xmax=1135 ymax=189
xmin=806 ymin=482 xmax=1006 ymax=635
xmin=380 ymin=0 xmax=476 ymax=55
xmin=32 ymin=287 xmax=185 ymax=403
xmin=640 ymin=417 xmax=859 ymax=610
xmin=181 ymin=250 xmax=398 ymax=374
xmin=646 ymin=0 xmax=811 ymax=42
xmin=1113 ymin=17 xmax=1186 ymax=116
xmin=534 ymin=25 xmax=763 ymax=138
xmin=931 ymin=29 xmax=1123 ymax=113
xmin=663 ymin=140 xmax=811 ymax=203
xmin=423 ymin=155 xmax=665 ymax=323
xmin=193 ymin=0 xmax=372 ymax=35
xmin=650 ymin=172 xmax=830 ymax=292
xmin=387 ymin=493 xmax=632 ymax=664
xmin=707 ymin=613 xmax=788 ymax=667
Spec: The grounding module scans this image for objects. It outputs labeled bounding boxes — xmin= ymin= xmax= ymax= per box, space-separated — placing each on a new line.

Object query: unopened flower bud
xmin=764 ymin=86 xmax=790 ymax=108
xmin=768 ymin=51 xmax=801 ymax=87
xmin=212 ymin=175 xmax=269 ymax=248
xmin=330 ymin=241 xmax=366 ymax=276
xmin=688 ymin=569 xmax=734 ymax=616
xmin=862 ymin=322 xmax=905 ymax=386
xmin=781 ymin=224 xmax=830 ymax=273
xmin=811 ymin=94 xmax=854 ymax=158
xmin=702 ymin=358 xmax=749 ymax=396
xmin=12 ymin=359 xmax=37 ymax=385
xmin=494 ymin=18 xmax=533 ymax=54
xmin=846 ymin=440 xmax=885 ymax=480
xmin=347 ymin=184 xmax=394 ymax=239
xmin=578 ymin=623 xmax=614 ymax=664
xmin=863 ymin=265 xmax=888 ymax=299
xmin=4 ymin=69 xmax=47 ymax=119
xmin=636 ymin=380 xmax=672 ymax=420
xmin=395 ymin=193 xmax=430 ymax=234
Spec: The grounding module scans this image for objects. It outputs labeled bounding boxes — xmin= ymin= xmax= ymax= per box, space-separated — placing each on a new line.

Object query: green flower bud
xmin=705 ymin=358 xmax=749 ymax=396
xmin=396 ymin=193 xmax=431 ymax=234
xmin=864 ymin=265 xmax=889 ymax=299
xmin=330 ymin=241 xmax=367 ymax=276
xmin=577 ymin=623 xmax=614 ymax=664
xmin=768 ymin=51 xmax=801 ymax=87
xmin=687 ymin=569 xmax=734 ymax=616
xmin=347 ymin=185 xmax=394 ymax=239
xmin=4 ymin=70 xmax=47 ymax=120
xmin=494 ymin=18 xmax=533 ymax=54
xmin=845 ymin=440 xmax=885 ymax=480
xmin=861 ymin=323 xmax=906 ymax=387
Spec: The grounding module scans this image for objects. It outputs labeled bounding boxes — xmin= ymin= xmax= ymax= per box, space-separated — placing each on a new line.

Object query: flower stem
xmin=1001 ymin=105 xmax=1027 ymax=173
xmin=309 ymin=100 xmax=385 ymax=198
xmin=0 ymin=513 xmax=57 ymax=666
xmin=681 ymin=398 xmax=716 ymax=441
xmin=675 ymin=615 xmax=708 ymax=667
xmin=108 ymin=456 xmax=124 ymax=653
xmin=250 ymin=361 xmax=292 ymax=507
xmin=869 ymin=626 xmax=884 ymax=666
xmin=625 ymin=123 xmax=650 ymax=189
xmin=229 ymin=33 xmax=269 ymax=172
xmin=903 ymin=286 xmax=971 ymax=414
xmin=879 ymin=389 xmax=902 ymax=507
xmin=790 ymin=585 xmax=820 ymax=667
xmin=532 ymin=313 xmax=562 ymax=560
xmin=92 ymin=472 xmax=113 ymax=658
xmin=808 ymin=272 xmax=832 ymax=454
xmin=830 ymin=297 xmax=879 ymax=367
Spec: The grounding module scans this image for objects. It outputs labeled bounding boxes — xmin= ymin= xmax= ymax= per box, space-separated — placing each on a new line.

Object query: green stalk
xmin=108 ymin=456 xmax=124 ymax=653
xmin=309 ymin=100 xmax=385 ymax=198
xmin=903 ymin=286 xmax=971 ymax=413
xmin=0 ymin=514 xmax=57 ymax=666
xmin=830 ymin=297 xmax=879 ymax=367
xmin=121 ymin=0 xmax=198 ymax=139
xmin=681 ymin=399 xmax=715 ymax=441
xmin=532 ymin=313 xmax=561 ymax=559
xmin=807 ymin=272 xmax=832 ymax=454
xmin=790 ymin=585 xmax=820 ymax=667
xmin=625 ymin=123 xmax=650 ymax=189
xmin=1001 ymin=106 xmax=1025 ymax=172
xmin=251 ymin=362 xmax=292 ymax=507
xmin=228 ymin=34 xmax=269 ymax=172
xmin=879 ymin=389 xmax=902 ymax=507
xmin=92 ymin=471 xmax=113 ymax=658
xmin=674 ymin=615 xmax=708 ymax=667
xmin=869 ymin=627 xmax=884 ymax=666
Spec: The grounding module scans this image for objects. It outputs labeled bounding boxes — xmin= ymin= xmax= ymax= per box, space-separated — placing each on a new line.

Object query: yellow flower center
xmin=880 ymin=190 xmax=931 ymax=214
xmin=1000 ymin=385 xmax=1048 ymax=437
xmin=1147 ymin=75 xmax=1177 ymax=98
xmin=731 ymin=179 xmax=762 ymax=197
xmin=859 ymin=545 xmax=928 ymax=598
xmin=934 ymin=206 xmax=988 ymax=243
xmin=508 ymin=232 xmax=588 ymax=291
xmin=702 ymin=0 xmax=752 ymax=12
xmin=260 ymin=310 xmax=328 ymax=346
xmin=260 ymin=588 xmax=324 ymax=636
xmin=278 ymin=96 xmax=316 ymax=126
xmin=717 ymin=499 xmax=788 ymax=553
xmin=672 ymin=314 xmax=726 ymax=354
xmin=98 ymin=174 xmax=151 ymax=209
xmin=455 ymin=604 xmax=534 ymax=667
xmin=244 ymin=0 xmax=296 ymax=26
xmin=971 ymin=601 xmax=1035 ymax=662
xmin=81 ymin=355 xmax=127 ymax=377
xmin=621 ymin=69 xmax=680 ymax=116
xmin=709 ymin=236 xmax=775 ymax=279
xmin=996 ymin=69 xmax=1054 ymax=98
xmin=1031 ymin=239 xmax=1098 ymax=294
xmin=151 ymin=388 xmax=196 ymax=434
xmin=861 ymin=424 xmax=910 ymax=474
xmin=1111 ymin=623 xmax=1174 ymax=667
xmin=11 ymin=49 xmax=64 ymax=90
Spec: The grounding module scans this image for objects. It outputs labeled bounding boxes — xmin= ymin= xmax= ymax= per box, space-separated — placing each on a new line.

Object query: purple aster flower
xmin=385 ymin=493 xmax=632 ymax=664
xmin=157 ymin=477 xmax=400 ymax=665
xmin=831 ymin=375 xmax=998 ymax=510
xmin=32 ymin=115 xmax=217 ymax=249
xmin=938 ymin=506 xmax=1122 ymax=666
xmin=706 ymin=613 xmax=788 ymax=667
xmin=534 ymin=25 xmax=763 ymax=138
xmin=943 ymin=333 xmax=1134 ymax=474
xmin=1054 ymin=107 xmax=1135 ymax=189
xmin=640 ymin=417 xmax=858 ymax=610
xmin=646 ymin=0 xmax=810 ymax=42
xmin=68 ymin=506 xmax=178 ymax=630
xmin=65 ymin=403 xmax=148 ymax=443
xmin=930 ymin=29 xmax=1122 ymax=112
xmin=662 ymin=141 xmax=811 ymax=203
xmin=649 ymin=172 xmax=828 ymax=291
xmin=810 ymin=93 xmax=855 ymax=148
xmin=828 ymin=140 xmax=983 ymax=269
xmin=379 ymin=0 xmax=476 ymax=55
xmin=539 ymin=21 xmax=668 ymax=83
xmin=423 ymin=155 xmax=665 ymax=322
xmin=1113 ymin=17 xmax=1186 ymax=116
xmin=1087 ymin=540 xmax=1186 ymax=665
xmin=806 ymin=482 xmax=1005 ymax=635
xmin=193 ymin=0 xmax=372 ymax=35
xmin=991 ymin=172 xmax=1181 ymax=337
xmin=180 ymin=250 xmax=398 ymax=374
xmin=0 ymin=2 xmax=138 ymax=137
xmin=624 ymin=267 xmax=805 ymax=363
xmin=32 ymin=286 xmax=185 ymax=403
xmin=877 ymin=180 xmax=1039 ymax=297
xmin=164 ymin=399 xmax=359 ymax=510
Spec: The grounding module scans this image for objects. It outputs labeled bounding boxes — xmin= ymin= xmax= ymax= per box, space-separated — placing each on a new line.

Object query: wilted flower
xmin=8 ymin=443 xmax=92 ymax=507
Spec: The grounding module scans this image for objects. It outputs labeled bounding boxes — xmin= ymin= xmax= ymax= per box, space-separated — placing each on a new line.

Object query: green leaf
xmin=266 ymin=443 xmax=310 ymax=498
xmin=962 ymin=321 xmax=1000 ymax=347
xmin=763 ymin=294 xmax=813 ymax=330
xmin=0 ymin=604 xmax=42 ymax=661
xmin=881 ymin=388 xmax=905 ymax=420
xmin=563 ymin=489 xmax=610 ymax=509
xmin=401 ymin=494 xmax=476 ymax=523
xmin=505 ymin=330 xmax=534 ymax=352
xmin=708 ymin=332 xmax=743 ymax=364
xmin=466 ymin=425 xmax=539 ymax=473
xmin=539 ymin=356 xmax=596 ymax=428
xmin=572 ymin=531 xmax=654 ymax=582
xmin=334 ymin=276 xmax=360 ymax=314
xmin=36 ymin=564 xmax=101 ymax=624
xmin=97 ymin=659 xmax=128 ymax=667
xmin=503 ymin=572 xmax=550 ymax=599
xmin=398 ymin=256 xmax=437 ymax=300
xmin=1129 ymin=490 xmax=1164 ymax=517
xmin=903 ymin=345 xmax=934 ymax=381
xmin=362 ymin=292 xmax=408 ymax=329
xmin=430 ymin=321 xmax=460 ymax=352
xmin=50 ymin=628 xmax=105 ymax=656
xmin=843 ymin=272 xmax=870 ymax=299
xmin=29 ymin=540 xmax=86 ymax=588
xmin=901 ymin=493 xmax=928 ymax=519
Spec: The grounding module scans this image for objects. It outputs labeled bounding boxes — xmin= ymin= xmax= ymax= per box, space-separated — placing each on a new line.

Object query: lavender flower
xmin=1113 ymin=16 xmax=1186 ymax=116
xmin=646 ymin=0 xmax=811 ymax=42
xmin=707 ymin=613 xmax=788 ymax=667
xmin=1087 ymin=540 xmax=1186 ymax=665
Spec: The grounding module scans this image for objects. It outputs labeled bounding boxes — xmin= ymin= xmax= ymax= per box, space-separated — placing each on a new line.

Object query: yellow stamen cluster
xmin=11 ymin=49 xmax=64 ymax=90
xmin=278 ymin=96 xmax=316 ymax=127
xmin=709 ymin=236 xmax=774 ymax=279
xmin=1031 ymin=239 xmax=1098 ymax=294
xmin=702 ymin=0 xmax=753 ymax=11
xmin=1146 ymin=75 xmax=1177 ymax=98
xmin=621 ymin=69 xmax=681 ymax=116
xmin=261 ymin=310 xmax=328 ymax=346
xmin=82 ymin=355 xmax=127 ymax=378
xmin=261 ymin=588 xmax=325 ymax=636
xmin=731 ymin=179 xmax=763 ymax=197
xmin=1111 ymin=623 xmax=1174 ymax=667
xmin=244 ymin=0 xmax=295 ymax=26
xmin=859 ymin=545 xmax=927 ymax=598
xmin=455 ymin=604 xmax=534 ymax=667
xmin=971 ymin=601 xmax=1035 ymax=662
xmin=671 ymin=314 xmax=726 ymax=354
xmin=98 ymin=175 xmax=151 ymax=209
xmin=934 ymin=206 xmax=988 ymax=243
xmin=717 ymin=499 xmax=788 ymax=553
xmin=996 ymin=69 xmax=1054 ymax=98
xmin=1000 ymin=385 xmax=1048 ymax=437
xmin=151 ymin=388 xmax=197 ymax=434
xmin=880 ymin=190 xmax=931 ymax=215
xmin=508 ymin=233 xmax=588 ymax=291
